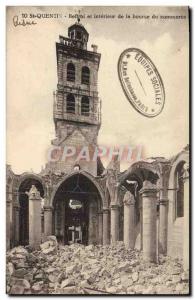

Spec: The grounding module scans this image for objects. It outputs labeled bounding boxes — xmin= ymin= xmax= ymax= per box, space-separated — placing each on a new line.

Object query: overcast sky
xmin=7 ymin=6 xmax=189 ymax=173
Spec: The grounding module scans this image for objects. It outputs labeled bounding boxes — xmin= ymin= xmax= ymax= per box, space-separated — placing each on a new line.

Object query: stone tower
xmin=50 ymin=21 xmax=101 ymax=176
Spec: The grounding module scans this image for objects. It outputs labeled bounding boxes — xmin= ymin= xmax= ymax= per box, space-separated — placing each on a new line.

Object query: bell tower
xmin=51 ymin=21 xmax=101 ymax=176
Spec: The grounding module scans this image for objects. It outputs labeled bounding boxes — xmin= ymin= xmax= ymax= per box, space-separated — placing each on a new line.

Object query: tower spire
xmin=54 ymin=22 xmax=101 ymax=174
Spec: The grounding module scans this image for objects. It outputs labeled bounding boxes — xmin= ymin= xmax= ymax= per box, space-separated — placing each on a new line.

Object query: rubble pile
xmin=6 ymin=237 xmax=189 ymax=295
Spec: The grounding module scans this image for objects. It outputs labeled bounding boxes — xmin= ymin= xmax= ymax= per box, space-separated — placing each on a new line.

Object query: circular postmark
xmin=118 ymin=48 xmax=165 ymax=117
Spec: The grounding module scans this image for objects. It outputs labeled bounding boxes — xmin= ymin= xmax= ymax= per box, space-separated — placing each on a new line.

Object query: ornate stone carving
xmin=142 ymin=180 xmax=157 ymax=190
xmin=139 ymin=180 xmax=158 ymax=198
xmin=102 ymin=208 xmax=109 ymax=214
xmin=183 ymin=162 xmax=189 ymax=181
xmin=118 ymin=186 xmax=127 ymax=206
xmin=123 ymin=191 xmax=135 ymax=206
xmin=106 ymin=169 xmax=119 ymax=203
xmin=26 ymin=185 xmax=41 ymax=199
xmin=43 ymin=172 xmax=64 ymax=187
xmin=98 ymin=175 xmax=106 ymax=189
xmin=157 ymin=162 xmax=171 ymax=191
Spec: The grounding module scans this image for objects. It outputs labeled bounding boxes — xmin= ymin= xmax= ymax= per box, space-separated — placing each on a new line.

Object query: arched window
xmin=81 ymin=96 xmax=90 ymax=116
xmin=76 ymin=31 xmax=82 ymax=40
xmin=175 ymin=163 xmax=184 ymax=218
xmin=81 ymin=66 xmax=90 ymax=84
xmin=67 ymin=63 xmax=75 ymax=82
xmin=66 ymin=94 xmax=75 ymax=114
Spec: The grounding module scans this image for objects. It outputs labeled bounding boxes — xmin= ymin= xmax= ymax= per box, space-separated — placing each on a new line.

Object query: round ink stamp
xmin=118 ymin=48 xmax=165 ymax=117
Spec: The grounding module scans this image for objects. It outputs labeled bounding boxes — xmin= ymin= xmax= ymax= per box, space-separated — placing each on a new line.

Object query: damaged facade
xmin=6 ymin=21 xmax=189 ymax=274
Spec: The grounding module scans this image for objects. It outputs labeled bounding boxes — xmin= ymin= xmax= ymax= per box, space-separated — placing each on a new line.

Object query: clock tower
xmin=49 ymin=21 xmax=101 ymax=176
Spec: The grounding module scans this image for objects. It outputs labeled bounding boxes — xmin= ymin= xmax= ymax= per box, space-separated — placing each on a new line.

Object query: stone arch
xmin=119 ymin=160 xmax=160 ymax=218
xmin=119 ymin=160 xmax=160 ymax=251
xmin=169 ymin=151 xmax=189 ymax=189
xmin=167 ymin=149 xmax=189 ymax=259
xmin=51 ymin=170 xmax=106 ymax=245
xmin=118 ymin=160 xmax=160 ymax=223
xmin=168 ymin=151 xmax=189 ymax=222
xmin=119 ymin=160 xmax=160 ymax=189
xmin=50 ymin=170 xmax=105 ymax=208
xmin=16 ymin=173 xmax=45 ymax=246
xmin=16 ymin=173 xmax=46 ymax=200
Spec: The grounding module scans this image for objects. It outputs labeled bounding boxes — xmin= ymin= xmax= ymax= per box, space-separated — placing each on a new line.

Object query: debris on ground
xmin=6 ymin=237 xmax=189 ymax=295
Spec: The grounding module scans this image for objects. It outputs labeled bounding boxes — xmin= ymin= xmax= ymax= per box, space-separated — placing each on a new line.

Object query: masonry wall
xmin=167 ymin=218 xmax=184 ymax=258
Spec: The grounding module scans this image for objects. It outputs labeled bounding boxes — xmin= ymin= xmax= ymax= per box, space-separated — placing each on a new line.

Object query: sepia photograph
xmin=6 ymin=6 xmax=190 ymax=295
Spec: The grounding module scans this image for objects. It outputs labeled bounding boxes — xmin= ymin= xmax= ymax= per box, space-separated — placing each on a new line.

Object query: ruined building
xmin=6 ymin=21 xmax=189 ymax=272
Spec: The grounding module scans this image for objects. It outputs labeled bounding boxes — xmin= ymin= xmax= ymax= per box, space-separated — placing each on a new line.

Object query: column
xmin=158 ymin=164 xmax=170 ymax=255
xmin=88 ymin=202 xmax=93 ymax=244
xmin=12 ymin=188 xmax=20 ymax=246
xmin=159 ymin=197 xmax=168 ymax=255
xmin=110 ymin=204 xmax=119 ymax=244
xmin=123 ymin=191 xmax=135 ymax=249
xmin=167 ymin=188 xmax=175 ymax=256
xmin=13 ymin=204 xmax=20 ymax=246
xmin=61 ymin=201 xmax=65 ymax=244
xmin=98 ymin=211 xmax=103 ymax=244
xmin=140 ymin=180 xmax=157 ymax=263
xmin=102 ymin=209 xmax=109 ymax=245
xmin=88 ymin=200 xmax=97 ymax=244
xmin=44 ymin=205 xmax=53 ymax=237
xmin=6 ymin=184 xmax=13 ymax=250
xmin=183 ymin=163 xmax=189 ymax=272
xmin=6 ymin=199 xmax=11 ymax=250
xmin=140 ymin=196 xmax=143 ymax=250
xmin=28 ymin=185 xmax=42 ymax=249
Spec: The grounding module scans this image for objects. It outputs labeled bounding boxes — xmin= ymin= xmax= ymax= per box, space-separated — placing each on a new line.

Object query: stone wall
xmin=49 ymin=124 xmax=99 ymax=176
xmin=167 ymin=218 xmax=184 ymax=258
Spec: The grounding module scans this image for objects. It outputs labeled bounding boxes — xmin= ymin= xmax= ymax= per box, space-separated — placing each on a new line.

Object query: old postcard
xmin=6 ymin=6 xmax=190 ymax=295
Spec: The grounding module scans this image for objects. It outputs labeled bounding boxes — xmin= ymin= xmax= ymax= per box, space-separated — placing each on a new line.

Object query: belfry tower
xmin=51 ymin=21 xmax=101 ymax=176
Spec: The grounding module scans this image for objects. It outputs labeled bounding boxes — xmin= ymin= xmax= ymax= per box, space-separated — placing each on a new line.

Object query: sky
xmin=6 ymin=6 xmax=189 ymax=174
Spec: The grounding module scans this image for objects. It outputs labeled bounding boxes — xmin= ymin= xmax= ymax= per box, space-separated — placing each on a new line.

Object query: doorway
xmin=53 ymin=173 xmax=102 ymax=245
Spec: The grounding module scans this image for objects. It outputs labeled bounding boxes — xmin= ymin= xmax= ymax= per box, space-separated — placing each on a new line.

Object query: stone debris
xmin=6 ymin=238 xmax=189 ymax=295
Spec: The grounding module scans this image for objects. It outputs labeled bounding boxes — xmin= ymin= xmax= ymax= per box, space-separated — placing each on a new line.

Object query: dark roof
xmin=68 ymin=22 xmax=89 ymax=37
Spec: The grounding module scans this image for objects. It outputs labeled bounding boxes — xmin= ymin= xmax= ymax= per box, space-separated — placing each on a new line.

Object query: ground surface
xmin=6 ymin=236 xmax=189 ymax=295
